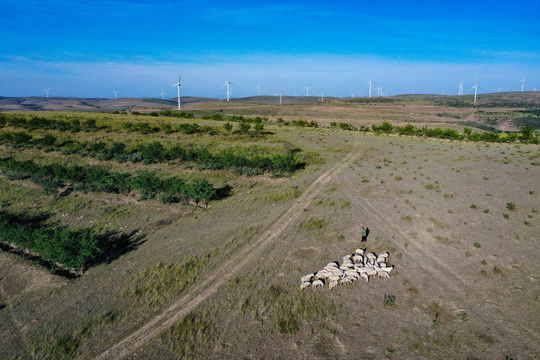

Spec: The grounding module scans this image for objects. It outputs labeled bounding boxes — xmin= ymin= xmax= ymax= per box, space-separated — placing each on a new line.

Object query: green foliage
xmin=0 ymin=130 xmax=303 ymax=175
xmin=506 ymin=202 xmax=517 ymax=211
xmin=0 ymin=210 xmax=101 ymax=271
xmin=0 ymin=158 xmax=218 ymax=204
xmin=383 ymin=294 xmax=396 ymax=306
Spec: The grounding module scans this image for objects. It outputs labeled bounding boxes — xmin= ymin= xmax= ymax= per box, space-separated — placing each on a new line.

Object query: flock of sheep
xmin=300 ymin=248 xmax=393 ymax=290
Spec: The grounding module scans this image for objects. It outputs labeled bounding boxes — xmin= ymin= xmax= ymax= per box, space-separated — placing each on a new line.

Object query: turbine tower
xmin=255 ymin=84 xmax=261 ymax=96
xmin=113 ymin=89 xmax=119 ymax=99
xmin=304 ymin=86 xmax=310 ymax=96
xmin=521 ymin=77 xmax=525 ymax=92
xmin=471 ymin=82 xmax=479 ymax=103
xmin=367 ymin=80 xmax=374 ymax=98
xmin=160 ymin=89 xmax=166 ymax=100
xmin=222 ymin=80 xmax=231 ymax=102
xmin=458 ymin=80 xmax=464 ymax=96
xmin=320 ymin=92 xmax=324 ymax=102
xmin=172 ymin=75 xmax=182 ymax=110
xmin=43 ymin=88 xmax=50 ymax=98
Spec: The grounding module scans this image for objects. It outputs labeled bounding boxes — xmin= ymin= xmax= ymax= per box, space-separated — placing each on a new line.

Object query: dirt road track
xmin=94 ymin=136 xmax=362 ymax=359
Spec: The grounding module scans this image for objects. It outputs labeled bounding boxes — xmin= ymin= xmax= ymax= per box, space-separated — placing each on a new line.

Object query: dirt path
xmin=94 ymin=135 xmax=363 ymax=359
xmin=357 ymin=198 xmax=540 ymax=353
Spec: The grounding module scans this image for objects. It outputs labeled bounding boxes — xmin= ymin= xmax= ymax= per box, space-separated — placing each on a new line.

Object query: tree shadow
xmin=213 ymin=185 xmax=233 ymax=200
xmin=93 ymin=229 xmax=146 ymax=266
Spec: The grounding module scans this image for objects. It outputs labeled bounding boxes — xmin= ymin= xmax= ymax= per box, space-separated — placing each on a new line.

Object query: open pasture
xmin=0 ymin=98 xmax=538 ymax=359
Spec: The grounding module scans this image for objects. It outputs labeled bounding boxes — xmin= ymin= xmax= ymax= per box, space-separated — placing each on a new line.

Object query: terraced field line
xmin=359 ymin=198 xmax=540 ymax=351
xmin=95 ymin=136 xmax=362 ymax=360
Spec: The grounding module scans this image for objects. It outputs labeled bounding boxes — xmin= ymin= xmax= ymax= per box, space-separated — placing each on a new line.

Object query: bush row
xmin=326 ymin=120 xmax=539 ymax=144
xmin=0 ymin=158 xmax=217 ymax=203
xmin=0 ymin=113 xmax=263 ymax=137
xmin=0 ymin=132 xmax=302 ymax=174
xmin=0 ymin=113 xmax=98 ymax=132
xmin=0 ymin=210 xmax=100 ymax=271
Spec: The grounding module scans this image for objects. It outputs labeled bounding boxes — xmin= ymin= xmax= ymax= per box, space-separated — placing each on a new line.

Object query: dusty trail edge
xmin=94 ymin=136 xmax=362 ymax=360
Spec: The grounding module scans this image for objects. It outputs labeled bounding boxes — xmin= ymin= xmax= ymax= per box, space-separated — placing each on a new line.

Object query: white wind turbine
xmin=471 ymin=82 xmax=480 ymax=103
xmin=172 ymin=75 xmax=182 ymax=110
xmin=160 ymin=89 xmax=166 ymax=100
xmin=113 ymin=89 xmax=119 ymax=99
xmin=255 ymin=84 xmax=261 ymax=96
xmin=458 ymin=80 xmax=464 ymax=96
xmin=304 ymin=86 xmax=310 ymax=96
xmin=520 ymin=77 xmax=525 ymax=92
xmin=367 ymin=80 xmax=374 ymax=98
xmin=222 ymin=80 xmax=231 ymax=102
xmin=320 ymin=92 xmax=324 ymax=102
xmin=43 ymin=88 xmax=50 ymax=98
xmin=275 ymin=93 xmax=282 ymax=104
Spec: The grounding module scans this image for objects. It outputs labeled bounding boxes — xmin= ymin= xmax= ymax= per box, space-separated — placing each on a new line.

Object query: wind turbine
xmin=458 ymin=80 xmax=464 ymax=96
xmin=113 ymin=89 xmax=119 ymax=99
xmin=275 ymin=93 xmax=282 ymax=104
xmin=222 ymin=80 xmax=231 ymax=102
xmin=255 ymin=84 xmax=261 ymax=97
xmin=520 ymin=77 xmax=525 ymax=92
xmin=304 ymin=86 xmax=310 ymax=96
xmin=367 ymin=80 xmax=374 ymax=98
xmin=320 ymin=92 xmax=324 ymax=102
xmin=471 ymin=82 xmax=479 ymax=103
xmin=172 ymin=75 xmax=182 ymax=110
xmin=43 ymin=88 xmax=50 ymax=98
xmin=160 ymin=89 xmax=166 ymax=100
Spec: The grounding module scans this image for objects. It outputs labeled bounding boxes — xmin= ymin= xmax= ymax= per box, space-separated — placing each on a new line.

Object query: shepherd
xmin=361 ymin=227 xmax=367 ymax=242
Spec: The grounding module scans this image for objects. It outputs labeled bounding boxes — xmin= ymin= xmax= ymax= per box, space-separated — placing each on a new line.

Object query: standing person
xmin=361 ymin=227 xmax=367 ymax=242
xmin=366 ymin=227 xmax=370 ymax=241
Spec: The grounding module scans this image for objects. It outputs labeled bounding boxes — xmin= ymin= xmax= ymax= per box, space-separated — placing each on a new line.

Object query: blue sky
xmin=1 ymin=0 xmax=539 ymax=98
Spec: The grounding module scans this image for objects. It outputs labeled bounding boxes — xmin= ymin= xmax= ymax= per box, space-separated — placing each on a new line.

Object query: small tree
xmin=223 ymin=122 xmax=233 ymax=133
xmin=520 ymin=125 xmax=534 ymax=144
xmin=238 ymin=120 xmax=251 ymax=134
xmin=379 ymin=121 xmax=393 ymax=134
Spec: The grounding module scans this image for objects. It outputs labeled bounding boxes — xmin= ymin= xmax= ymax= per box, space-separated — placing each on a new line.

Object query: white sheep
xmin=328 ymin=279 xmax=339 ymax=290
xmin=376 ymin=269 xmax=390 ymax=279
xmin=360 ymin=272 xmax=369 ymax=282
xmin=352 ymin=254 xmax=363 ymax=264
xmin=380 ymin=266 xmax=394 ymax=273
xmin=314 ymin=270 xmax=330 ymax=280
xmin=355 ymin=248 xmax=365 ymax=256
xmin=312 ymin=279 xmax=324 ymax=288
xmin=342 ymin=254 xmax=352 ymax=262
xmin=301 ymin=274 xmax=314 ymax=283
xmin=326 ymin=261 xmax=339 ymax=267
xmin=300 ymin=281 xmax=311 ymax=291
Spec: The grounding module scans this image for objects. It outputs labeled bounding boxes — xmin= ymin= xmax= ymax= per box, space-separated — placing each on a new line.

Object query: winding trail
xmin=95 ymin=136 xmax=362 ymax=359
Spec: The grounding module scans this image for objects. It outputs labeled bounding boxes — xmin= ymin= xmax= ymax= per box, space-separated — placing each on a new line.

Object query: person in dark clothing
xmin=366 ymin=227 xmax=370 ymax=240
xmin=361 ymin=227 xmax=367 ymax=242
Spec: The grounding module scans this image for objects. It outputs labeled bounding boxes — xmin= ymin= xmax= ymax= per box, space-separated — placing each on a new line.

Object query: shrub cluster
xmin=0 ymin=210 xmax=100 ymax=271
xmin=278 ymin=118 xmax=319 ymax=128
xmin=0 ymin=158 xmax=217 ymax=204
xmin=0 ymin=133 xmax=302 ymax=174
xmin=0 ymin=113 xmax=98 ymax=132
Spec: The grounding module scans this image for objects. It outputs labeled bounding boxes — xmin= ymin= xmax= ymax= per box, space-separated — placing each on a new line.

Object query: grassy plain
xmin=0 ymin=95 xmax=539 ymax=359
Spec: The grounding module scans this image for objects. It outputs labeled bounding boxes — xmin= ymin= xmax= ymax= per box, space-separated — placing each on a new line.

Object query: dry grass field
xmin=0 ymin=96 xmax=538 ymax=360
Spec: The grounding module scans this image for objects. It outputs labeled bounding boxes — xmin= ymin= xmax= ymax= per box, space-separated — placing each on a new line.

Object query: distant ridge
xmin=0 ymin=96 xmax=217 ymax=112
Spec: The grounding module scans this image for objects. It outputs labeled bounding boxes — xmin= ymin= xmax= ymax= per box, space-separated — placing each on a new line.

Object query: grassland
xmin=0 ymin=95 xmax=538 ymax=360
